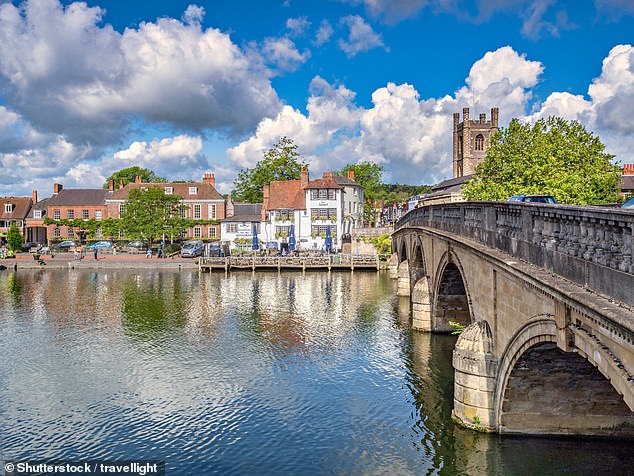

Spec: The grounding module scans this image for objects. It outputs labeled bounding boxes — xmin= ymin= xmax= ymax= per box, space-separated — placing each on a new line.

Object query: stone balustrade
xmin=396 ymin=203 xmax=634 ymax=307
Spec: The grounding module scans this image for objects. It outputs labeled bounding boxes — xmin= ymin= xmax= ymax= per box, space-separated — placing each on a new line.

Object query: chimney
xmin=119 ymin=179 xmax=124 ymax=189
xmin=134 ymin=175 xmax=142 ymax=184
xmin=323 ymin=171 xmax=333 ymax=179
xmin=53 ymin=183 xmax=63 ymax=194
xmin=108 ymin=180 xmax=115 ymax=191
xmin=262 ymin=186 xmax=270 ymax=221
xmin=347 ymin=169 xmax=355 ymax=180
xmin=624 ymin=164 xmax=634 ymax=175
xmin=300 ymin=167 xmax=309 ymax=189
xmin=32 ymin=190 xmax=37 ymax=204
xmin=203 ymin=172 xmax=215 ymax=188
xmin=226 ymin=195 xmax=234 ymax=218
xmin=491 ymin=107 xmax=499 ymax=128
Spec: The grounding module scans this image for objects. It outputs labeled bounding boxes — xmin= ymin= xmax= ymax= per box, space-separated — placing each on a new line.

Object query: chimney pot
xmin=108 ymin=180 xmax=115 ymax=191
xmin=135 ymin=175 xmax=142 ymax=184
xmin=53 ymin=183 xmax=63 ymax=194
xmin=32 ymin=190 xmax=38 ymax=204
xmin=203 ymin=172 xmax=215 ymax=188
xmin=347 ymin=170 xmax=355 ymax=180
xmin=119 ymin=179 xmax=124 ymax=189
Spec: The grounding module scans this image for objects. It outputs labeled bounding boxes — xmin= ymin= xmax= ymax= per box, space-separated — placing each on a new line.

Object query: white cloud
xmin=286 ymin=16 xmax=311 ymax=37
xmin=261 ymin=36 xmax=311 ymax=72
xmin=313 ymin=19 xmax=334 ymax=46
xmin=0 ymin=0 xmax=281 ymax=144
xmin=338 ymin=15 xmax=386 ymax=58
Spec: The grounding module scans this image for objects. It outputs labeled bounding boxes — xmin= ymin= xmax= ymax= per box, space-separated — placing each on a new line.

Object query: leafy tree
xmin=462 ymin=117 xmax=620 ymax=205
xmin=103 ymin=166 xmax=166 ymax=189
xmin=341 ymin=162 xmax=384 ymax=200
xmin=371 ymin=233 xmax=392 ymax=254
xmin=232 ymin=137 xmax=307 ymax=203
xmin=120 ymin=187 xmax=186 ymax=245
xmin=7 ymin=223 xmax=23 ymax=251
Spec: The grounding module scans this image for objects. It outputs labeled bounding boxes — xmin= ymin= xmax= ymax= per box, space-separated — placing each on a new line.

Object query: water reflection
xmin=0 ymin=269 xmax=631 ymax=475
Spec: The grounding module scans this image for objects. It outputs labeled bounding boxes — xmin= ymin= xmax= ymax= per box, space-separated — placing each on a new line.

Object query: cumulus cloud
xmin=338 ymin=15 xmax=386 ymax=58
xmin=0 ymin=0 xmax=281 ymax=145
xmin=261 ymin=36 xmax=311 ymax=72
xmin=286 ymin=16 xmax=311 ymax=37
xmin=313 ymin=19 xmax=334 ymax=46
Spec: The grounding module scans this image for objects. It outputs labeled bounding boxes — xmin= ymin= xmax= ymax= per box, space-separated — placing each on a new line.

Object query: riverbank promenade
xmin=0 ymin=253 xmax=198 ymax=270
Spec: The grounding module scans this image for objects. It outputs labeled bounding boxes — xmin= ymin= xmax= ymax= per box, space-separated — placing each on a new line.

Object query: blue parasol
xmin=252 ymin=224 xmax=259 ymax=250
xmin=325 ymin=225 xmax=333 ymax=252
xmin=288 ymin=224 xmax=296 ymax=251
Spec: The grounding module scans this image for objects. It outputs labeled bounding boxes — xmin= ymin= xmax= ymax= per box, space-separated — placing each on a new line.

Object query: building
xmin=453 ymin=107 xmax=499 ymax=178
xmin=25 ymin=191 xmax=52 ymax=244
xmin=305 ymin=171 xmax=345 ymax=250
xmin=220 ymin=202 xmax=262 ymax=253
xmin=0 ymin=194 xmax=33 ymax=241
xmin=619 ymin=164 xmax=634 ymax=199
xmin=45 ymin=184 xmax=110 ymax=242
xmin=332 ymin=170 xmax=364 ymax=236
xmin=106 ymin=173 xmax=225 ymax=240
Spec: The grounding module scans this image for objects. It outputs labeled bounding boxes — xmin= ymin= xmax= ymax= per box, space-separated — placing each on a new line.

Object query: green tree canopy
xmin=341 ymin=162 xmax=384 ymax=200
xmin=462 ymin=117 xmax=620 ymax=205
xmin=103 ymin=166 xmax=166 ymax=189
xmin=120 ymin=187 xmax=186 ymax=244
xmin=7 ymin=223 xmax=23 ymax=251
xmin=232 ymin=137 xmax=307 ymax=203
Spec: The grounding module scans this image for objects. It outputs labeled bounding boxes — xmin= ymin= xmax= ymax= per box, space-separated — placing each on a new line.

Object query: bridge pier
xmin=452 ymin=320 xmax=497 ymax=430
xmin=411 ymin=277 xmax=432 ymax=331
xmin=396 ymin=260 xmax=410 ymax=297
xmin=388 ymin=253 xmax=398 ymax=279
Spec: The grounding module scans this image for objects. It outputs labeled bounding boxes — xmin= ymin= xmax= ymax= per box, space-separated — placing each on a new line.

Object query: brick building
xmin=0 ymin=195 xmax=33 ymax=240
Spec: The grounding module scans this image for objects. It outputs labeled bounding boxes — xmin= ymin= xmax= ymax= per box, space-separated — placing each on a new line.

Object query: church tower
xmin=453 ymin=107 xmax=499 ymax=178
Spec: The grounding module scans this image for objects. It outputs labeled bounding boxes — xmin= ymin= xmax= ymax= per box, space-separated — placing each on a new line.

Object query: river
xmin=0 ymin=269 xmax=631 ymax=475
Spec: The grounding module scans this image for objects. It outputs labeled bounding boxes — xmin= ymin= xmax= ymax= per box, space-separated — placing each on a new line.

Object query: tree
xmin=341 ymin=162 xmax=384 ymax=200
xmin=232 ymin=137 xmax=307 ymax=203
xmin=120 ymin=187 xmax=186 ymax=244
xmin=103 ymin=166 xmax=166 ymax=189
xmin=462 ymin=117 xmax=620 ymax=205
xmin=7 ymin=223 xmax=23 ymax=251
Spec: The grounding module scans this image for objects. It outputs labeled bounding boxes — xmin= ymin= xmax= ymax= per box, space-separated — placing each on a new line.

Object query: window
xmin=475 ymin=134 xmax=484 ymax=151
xmin=53 ymin=227 xmax=60 ymax=237
xmin=67 ymin=227 xmax=75 ymax=237
xmin=194 ymin=227 xmax=201 ymax=238
xmin=310 ymin=189 xmax=335 ymax=200
xmin=193 ymin=204 xmax=201 ymax=220
xmin=165 ymin=187 xmax=173 ymax=195
xmin=95 ymin=210 xmax=102 ymax=221
xmin=277 ymin=210 xmax=292 ymax=220
xmin=208 ymin=204 xmax=216 ymax=219
xmin=4 ymin=203 xmax=12 ymax=213
xmin=54 ymin=210 xmax=60 ymax=220
xmin=311 ymin=208 xmax=337 ymax=220
xmin=209 ymin=227 xmax=217 ymax=238
xmin=33 ymin=210 xmax=42 ymax=219
xmin=353 ymin=188 xmax=358 ymax=196
xmin=311 ymin=225 xmax=336 ymax=237
xmin=119 ymin=204 xmax=125 ymax=215
xmin=189 ymin=186 xmax=198 ymax=195
xmin=82 ymin=209 xmax=89 ymax=220
xmin=276 ymin=226 xmax=290 ymax=236
xmin=67 ymin=210 xmax=74 ymax=219
xmin=180 ymin=206 xmax=188 ymax=219
xmin=226 ymin=223 xmax=238 ymax=233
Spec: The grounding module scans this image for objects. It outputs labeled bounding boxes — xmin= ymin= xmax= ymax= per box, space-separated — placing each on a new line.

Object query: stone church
xmin=453 ymin=107 xmax=499 ymax=178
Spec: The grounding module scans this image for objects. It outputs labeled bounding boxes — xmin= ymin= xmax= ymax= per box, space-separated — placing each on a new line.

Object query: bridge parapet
xmin=396 ymin=203 xmax=634 ymax=306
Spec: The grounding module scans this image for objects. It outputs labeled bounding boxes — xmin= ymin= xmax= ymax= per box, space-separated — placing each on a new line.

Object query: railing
xmin=199 ymin=254 xmax=384 ymax=270
xmin=395 ymin=202 xmax=634 ymax=306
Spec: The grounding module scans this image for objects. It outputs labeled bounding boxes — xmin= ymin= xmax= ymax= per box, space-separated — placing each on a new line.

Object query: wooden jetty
xmin=199 ymin=254 xmax=385 ymax=272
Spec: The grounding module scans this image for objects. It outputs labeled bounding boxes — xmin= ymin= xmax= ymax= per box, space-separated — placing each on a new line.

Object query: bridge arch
xmin=494 ymin=318 xmax=634 ymax=437
xmin=432 ymin=252 xmax=472 ymax=333
xmin=410 ymin=239 xmax=431 ymax=330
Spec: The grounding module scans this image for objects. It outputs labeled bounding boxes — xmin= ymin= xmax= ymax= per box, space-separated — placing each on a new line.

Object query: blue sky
xmin=1 ymin=0 xmax=634 ymax=197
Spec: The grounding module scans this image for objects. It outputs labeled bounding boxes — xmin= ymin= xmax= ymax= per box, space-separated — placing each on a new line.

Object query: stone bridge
xmin=391 ymin=202 xmax=634 ymax=437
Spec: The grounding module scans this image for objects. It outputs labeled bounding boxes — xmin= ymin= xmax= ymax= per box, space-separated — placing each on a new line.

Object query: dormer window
xmin=33 ymin=210 xmax=42 ymax=219
xmin=165 ymin=187 xmax=173 ymax=195
xmin=4 ymin=203 xmax=12 ymax=213
xmin=189 ymin=186 xmax=198 ymax=195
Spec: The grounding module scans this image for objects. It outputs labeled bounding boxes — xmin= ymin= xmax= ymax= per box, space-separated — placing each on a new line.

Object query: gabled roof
xmin=222 ymin=204 xmax=262 ymax=223
xmin=332 ymin=175 xmax=362 ymax=187
xmin=108 ymin=182 xmax=223 ymax=200
xmin=620 ymin=175 xmax=634 ymax=191
xmin=431 ymin=175 xmax=472 ymax=193
xmin=47 ymin=189 xmax=110 ymax=207
xmin=268 ymin=180 xmax=306 ymax=210
xmin=0 ymin=196 xmax=32 ymax=219
xmin=304 ymin=176 xmax=342 ymax=190
xmin=26 ymin=197 xmax=52 ymax=219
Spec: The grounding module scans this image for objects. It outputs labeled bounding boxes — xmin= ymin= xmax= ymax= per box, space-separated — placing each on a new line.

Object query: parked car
xmin=51 ymin=240 xmax=77 ymax=251
xmin=21 ymin=241 xmax=42 ymax=252
xmin=622 ymin=197 xmax=634 ymax=209
xmin=208 ymin=244 xmax=225 ymax=257
xmin=86 ymin=241 xmax=114 ymax=250
xmin=180 ymin=240 xmax=204 ymax=258
xmin=508 ymin=194 xmax=558 ymax=204
xmin=119 ymin=241 xmax=149 ymax=253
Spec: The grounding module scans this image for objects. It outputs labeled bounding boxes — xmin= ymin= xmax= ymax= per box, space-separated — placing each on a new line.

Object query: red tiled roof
xmin=109 ymin=182 xmax=223 ymax=200
xmin=0 ymin=196 xmax=32 ymax=219
xmin=267 ymin=180 xmax=306 ymax=210
xmin=304 ymin=176 xmax=342 ymax=190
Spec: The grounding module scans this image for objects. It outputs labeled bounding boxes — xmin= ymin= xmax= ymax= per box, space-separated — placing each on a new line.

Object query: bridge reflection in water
xmin=393 ymin=201 xmax=634 ymax=438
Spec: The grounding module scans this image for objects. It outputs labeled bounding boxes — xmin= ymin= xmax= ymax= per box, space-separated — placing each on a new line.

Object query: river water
xmin=0 ymin=269 xmax=631 ymax=475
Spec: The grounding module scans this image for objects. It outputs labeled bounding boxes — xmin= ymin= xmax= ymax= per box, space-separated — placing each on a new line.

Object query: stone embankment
xmin=0 ymin=253 xmax=198 ymax=270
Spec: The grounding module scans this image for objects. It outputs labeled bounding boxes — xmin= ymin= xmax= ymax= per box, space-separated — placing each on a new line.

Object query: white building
xmin=220 ymin=203 xmax=262 ymax=253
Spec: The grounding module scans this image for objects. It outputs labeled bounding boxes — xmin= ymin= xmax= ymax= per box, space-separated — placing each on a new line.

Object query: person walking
xmin=93 ymin=246 xmax=98 ymax=260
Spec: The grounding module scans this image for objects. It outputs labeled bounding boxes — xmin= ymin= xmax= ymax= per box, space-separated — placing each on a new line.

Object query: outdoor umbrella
xmin=252 ymin=224 xmax=259 ymax=250
xmin=325 ymin=225 xmax=333 ymax=253
xmin=288 ymin=224 xmax=296 ymax=251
